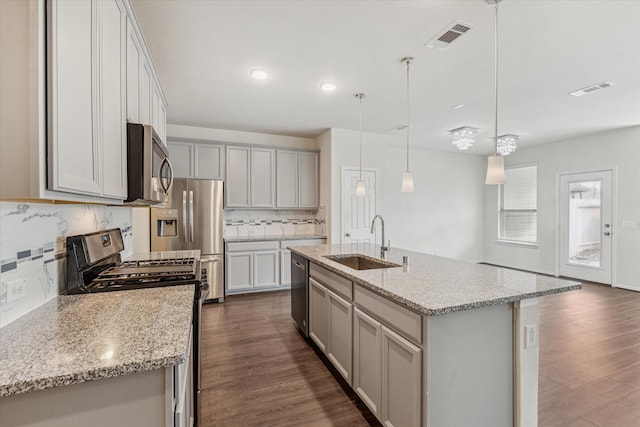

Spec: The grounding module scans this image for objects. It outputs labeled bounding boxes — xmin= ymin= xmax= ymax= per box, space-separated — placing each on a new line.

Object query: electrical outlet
xmin=6 ymin=279 xmax=27 ymax=303
xmin=525 ymin=325 xmax=537 ymax=349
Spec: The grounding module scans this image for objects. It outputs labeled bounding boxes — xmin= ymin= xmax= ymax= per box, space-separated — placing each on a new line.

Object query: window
xmin=499 ymin=165 xmax=537 ymax=244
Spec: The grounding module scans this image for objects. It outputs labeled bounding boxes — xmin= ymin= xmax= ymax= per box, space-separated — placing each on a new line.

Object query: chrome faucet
xmin=370 ymin=214 xmax=389 ymax=257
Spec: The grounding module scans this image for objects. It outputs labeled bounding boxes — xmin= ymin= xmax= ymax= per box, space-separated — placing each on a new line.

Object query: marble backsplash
xmin=224 ymin=207 xmax=326 ymax=238
xmin=0 ymin=202 xmax=132 ymax=328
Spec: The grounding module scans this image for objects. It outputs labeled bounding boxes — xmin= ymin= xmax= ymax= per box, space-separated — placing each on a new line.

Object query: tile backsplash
xmin=224 ymin=208 xmax=326 ymax=238
xmin=0 ymin=202 xmax=132 ymax=328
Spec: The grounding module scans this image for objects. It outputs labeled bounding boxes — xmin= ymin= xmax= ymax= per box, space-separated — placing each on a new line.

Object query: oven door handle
xmin=182 ymin=191 xmax=188 ymax=241
xmin=189 ymin=190 xmax=194 ymax=242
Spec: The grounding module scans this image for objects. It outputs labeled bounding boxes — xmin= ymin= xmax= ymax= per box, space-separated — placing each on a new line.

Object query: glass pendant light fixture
xmin=485 ymin=0 xmax=506 ymax=185
xmin=401 ymin=57 xmax=414 ymax=193
xmin=496 ymin=134 xmax=519 ymax=156
xmin=355 ymin=93 xmax=366 ymax=197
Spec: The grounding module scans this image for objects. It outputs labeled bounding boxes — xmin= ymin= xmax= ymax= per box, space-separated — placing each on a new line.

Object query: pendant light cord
xmin=406 ymin=59 xmax=411 ymax=172
xmin=493 ymin=2 xmax=499 ymax=156
xmin=359 ymin=95 xmax=363 ymax=181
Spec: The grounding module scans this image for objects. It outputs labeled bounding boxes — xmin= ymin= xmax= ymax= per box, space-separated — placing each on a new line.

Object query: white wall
xmin=483 ymin=126 xmax=640 ymax=289
xmin=325 ymin=128 xmax=485 ymax=262
xmin=167 ymin=124 xmax=317 ymax=149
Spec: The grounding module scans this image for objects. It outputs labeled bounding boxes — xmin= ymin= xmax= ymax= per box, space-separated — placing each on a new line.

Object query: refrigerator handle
xmin=182 ymin=191 xmax=188 ymax=241
xmin=189 ymin=190 xmax=194 ymax=242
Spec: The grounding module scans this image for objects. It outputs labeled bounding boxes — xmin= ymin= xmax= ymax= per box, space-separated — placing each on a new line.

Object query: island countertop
xmin=0 ymin=286 xmax=194 ymax=397
xmin=290 ymin=243 xmax=581 ymax=316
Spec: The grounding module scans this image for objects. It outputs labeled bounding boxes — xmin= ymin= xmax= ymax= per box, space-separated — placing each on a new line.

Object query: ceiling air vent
xmin=426 ymin=21 xmax=473 ymax=51
xmin=569 ymin=82 xmax=615 ymax=97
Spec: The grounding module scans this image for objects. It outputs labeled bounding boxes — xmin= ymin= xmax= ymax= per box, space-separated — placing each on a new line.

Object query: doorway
xmin=341 ymin=168 xmax=377 ymax=244
xmin=558 ymin=170 xmax=613 ymax=284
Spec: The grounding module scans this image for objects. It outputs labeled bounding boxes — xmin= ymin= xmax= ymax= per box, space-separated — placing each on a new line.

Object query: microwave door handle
xmin=182 ymin=191 xmax=188 ymax=241
xmin=160 ymin=158 xmax=173 ymax=194
xmin=189 ymin=190 xmax=194 ymax=243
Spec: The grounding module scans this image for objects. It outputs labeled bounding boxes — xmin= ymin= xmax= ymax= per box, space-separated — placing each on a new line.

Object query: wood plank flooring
xmin=199 ymin=283 xmax=640 ymax=426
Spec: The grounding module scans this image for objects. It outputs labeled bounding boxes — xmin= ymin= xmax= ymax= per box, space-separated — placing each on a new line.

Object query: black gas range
xmin=65 ymin=228 xmax=207 ymax=426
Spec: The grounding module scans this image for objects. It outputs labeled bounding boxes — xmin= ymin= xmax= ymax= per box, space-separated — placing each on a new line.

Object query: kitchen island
xmin=290 ymin=243 xmax=580 ymax=427
xmin=0 ymin=286 xmax=195 ymax=427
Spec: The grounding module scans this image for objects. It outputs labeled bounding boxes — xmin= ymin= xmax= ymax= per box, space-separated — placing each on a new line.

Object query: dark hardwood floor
xmin=200 ymin=283 xmax=640 ymax=426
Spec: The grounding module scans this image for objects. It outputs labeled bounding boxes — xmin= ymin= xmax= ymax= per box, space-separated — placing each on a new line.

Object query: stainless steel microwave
xmin=125 ymin=123 xmax=173 ymax=205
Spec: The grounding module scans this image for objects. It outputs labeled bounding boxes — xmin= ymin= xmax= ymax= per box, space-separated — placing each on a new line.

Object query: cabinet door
xmin=168 ymin=142 xmax=193 ymax=178
xmin=309 ymin=279 xmax=329 ymax=353
xmin=139 ymin=60 xmax=152 ymax=125
xmin=226 ymin=252 xmax=253 ymax=292
xmin=276 ymin=150 xmax=298 ymax=208
xmin=100 ymin=0 xmax=127 ymax=199
xmin=151 ymin=82 xmax=160 ymax=135
xmin=298 ymin=152 xmax=319 ymax=208
xmin=251 ymin=148 xmax=275 ymax=208
xmin=225 ymin=146 xmax=250 ymax=208
xmin=49 ymin=0 xmax=100 ymax=195
xmin=195 ymin=144 xmax=224 ymax=179
xmin=159 ymin=100 xmax=167 ymax=144
xmin=280 ymin=250 xmax=291 ymax=286
xmin=253 ymin=250 xmax=279 ymax=288
xmin=354 ymin=308 xmax=382 ymax=418
xmin=327 ymin=291 xmax=353 ymax=385
xmin=125 ymin=17 xmax=140 ymax=123
xmin=381 ymin=326 xmax=422 ymax=427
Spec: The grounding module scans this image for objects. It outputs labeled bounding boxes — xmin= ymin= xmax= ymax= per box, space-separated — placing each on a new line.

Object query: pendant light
xmin=355 ymin=93 xmax=366 ymax=197
xmin=485 ymin=0 xmax=506 ymax=185
xmin=401 ymin=57 xmax=414 ymax=192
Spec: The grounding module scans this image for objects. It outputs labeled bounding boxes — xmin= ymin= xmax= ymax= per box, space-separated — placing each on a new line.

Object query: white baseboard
xmin=613 ymin=283 xmax=640 ymax=292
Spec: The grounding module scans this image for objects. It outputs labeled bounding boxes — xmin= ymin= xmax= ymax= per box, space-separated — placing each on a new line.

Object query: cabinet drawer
xmin=354 ymin=285 xmax=422 ymax=345
xmin=281 ymin=239 xmax=326 ymax=249
xmin=310 ymin=263 xmax=352 ymax=301
xmin=226 ymin=241 xmax=278 ymax=252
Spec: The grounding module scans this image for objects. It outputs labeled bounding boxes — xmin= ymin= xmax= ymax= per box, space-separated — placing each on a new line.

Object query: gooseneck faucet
xmin=370 ymin=214 xmax=389 ymax=258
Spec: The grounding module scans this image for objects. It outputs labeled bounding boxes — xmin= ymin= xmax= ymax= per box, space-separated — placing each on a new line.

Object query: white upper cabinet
xmin=139 ymin=60 xmax=152 ymax=125
xmin=298 ymin=151 xmax=319 ymax=208
xmin=225 ymin=146 xmax=251 ymax=208
xmin=48 ymin=0 xmax=127 ymax=199
xmin=125 ymin=17 xmax=140 ymax=123
xmin=276 ymin=150 xmax=298 ymax=208
xmin=250 ymin=148 xmax=276 ymax=208
xmin=168 ymin=140 xmax=225 ymax=180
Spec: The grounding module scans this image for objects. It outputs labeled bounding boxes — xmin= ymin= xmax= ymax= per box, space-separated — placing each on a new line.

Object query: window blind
xmin=499 ymin=165 xmax=537 ymax=243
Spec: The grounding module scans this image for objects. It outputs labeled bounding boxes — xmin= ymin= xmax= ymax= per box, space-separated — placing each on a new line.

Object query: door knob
xmin=604 ymin=232 xmax=611 ymax=236
xmin=345 ymin=233 xmax=351 ymax=237
xmin=604 ymin=224 xmax=611 ymax=228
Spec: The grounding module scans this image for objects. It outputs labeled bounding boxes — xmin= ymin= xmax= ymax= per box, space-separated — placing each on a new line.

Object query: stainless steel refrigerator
xmin=150 ymin=179 xmax=224 ymax=302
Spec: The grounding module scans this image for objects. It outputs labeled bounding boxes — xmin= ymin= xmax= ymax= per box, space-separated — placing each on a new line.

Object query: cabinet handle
xmin=182 ymin=191 xmax=188 ymax=240
xmin=189 ymin=191 xmax=194 ymax=242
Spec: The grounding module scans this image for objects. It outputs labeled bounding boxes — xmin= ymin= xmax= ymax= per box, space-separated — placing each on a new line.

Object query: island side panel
xmin=426 ymin=303 xmax=514 ymax=427
xmin=514 ymin=298 xmax=540 ymax=427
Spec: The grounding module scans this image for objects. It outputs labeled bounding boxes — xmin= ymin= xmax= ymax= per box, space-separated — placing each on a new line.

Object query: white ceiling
xmin=132 ymin=0 xmax=640 ymax=154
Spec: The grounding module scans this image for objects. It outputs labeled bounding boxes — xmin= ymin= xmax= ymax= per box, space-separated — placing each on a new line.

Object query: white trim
xmin=614 ymin=283 xmax=640 ymax=293
xmin=495 ymin=240 xmax=538 ymax=248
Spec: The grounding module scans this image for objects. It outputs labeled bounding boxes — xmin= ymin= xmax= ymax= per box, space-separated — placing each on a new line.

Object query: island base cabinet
xmin=381 ymin=326 xmax=422 ymax=427
xmin=308 ymin=278 xmax=353 ymax=385
xmin=353 ymin=308 xmax=383 ymax=418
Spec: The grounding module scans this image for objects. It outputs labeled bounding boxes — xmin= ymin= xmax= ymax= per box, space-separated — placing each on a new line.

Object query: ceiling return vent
xmin=569 ymin=82 xmax=615 ymax=97
xmin=426 ymin=21 xmax=473 ymax=51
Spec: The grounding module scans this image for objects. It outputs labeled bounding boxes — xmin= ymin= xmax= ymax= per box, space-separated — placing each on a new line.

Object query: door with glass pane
xmin=559 ymin=171 xmax=613 ymax=284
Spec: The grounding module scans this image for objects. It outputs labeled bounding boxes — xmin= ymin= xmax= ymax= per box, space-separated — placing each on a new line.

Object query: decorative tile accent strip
xmin=1 ymin=262 xmax=17 ymax=273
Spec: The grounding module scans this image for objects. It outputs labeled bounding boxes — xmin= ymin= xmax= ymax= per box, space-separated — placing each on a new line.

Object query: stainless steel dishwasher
xmin=291 ymin=253 xmax=308 ymax=336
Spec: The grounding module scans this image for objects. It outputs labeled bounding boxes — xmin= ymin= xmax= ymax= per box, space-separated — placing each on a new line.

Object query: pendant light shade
xmin=485 ymin=0 xmax=505 ymax=185
xmin=355 ymin=93 xmax=366 ymax=197
xmin=485 ymin=155 xmax=505 ymax=184
xmin=401 ymin=57 xmax=414 ymax=193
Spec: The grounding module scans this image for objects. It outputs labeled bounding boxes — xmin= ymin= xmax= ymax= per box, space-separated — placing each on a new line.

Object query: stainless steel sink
xmin=324 ymin=254 xmax=401 ymax=270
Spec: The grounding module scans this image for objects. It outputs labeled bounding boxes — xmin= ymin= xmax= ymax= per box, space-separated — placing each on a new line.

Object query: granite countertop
xmin=290 ymin=244 xmax=581 ymax=316
xmin=224 ymin=234 xmax=326 ymax=243
xmin=0 ymin=286 xmax=194 ymax=397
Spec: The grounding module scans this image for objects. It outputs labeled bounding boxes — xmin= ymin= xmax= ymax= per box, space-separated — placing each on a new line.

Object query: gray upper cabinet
xmin=276 ymin=150 xmax=319 ymax=209
xmin=250 ymin=148 xmax=276 ymax=208
xmin=48 ymin=0 xmax=127 ymax=199
xmin=226 ymin=146 xmax=251 ymax=208
xmin=168 ymin=141 xmax=225 ymax=180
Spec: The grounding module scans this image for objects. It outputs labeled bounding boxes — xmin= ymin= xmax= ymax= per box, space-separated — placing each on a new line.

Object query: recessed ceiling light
xmin=249 ymin=68 xmax=269 ymax=80
xmin=320 ymin=82 xmax=337 ymax=92
xmin=452 ymin=104 xmax=464 ymax=109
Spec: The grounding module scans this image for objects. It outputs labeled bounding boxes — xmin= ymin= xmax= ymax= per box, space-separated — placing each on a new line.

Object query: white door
xmin=342 ymin=169 xmax=377 ymax=244
xmin=559 ymin=170 xmax=613 ymax=284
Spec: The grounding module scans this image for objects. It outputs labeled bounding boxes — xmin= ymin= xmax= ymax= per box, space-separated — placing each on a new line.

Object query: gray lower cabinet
xmin=308 ymin=277 xmax=353 ymax=384
xmin=225 ymin=241 xmax=281 ymax=294
xmin=353 ymin=308 xmax=383 ymax=418
xmin=226 ymin=251 xmax=253 ymax=292
xmin=253 ymin=250 xmax=279 ymax=288
xmin=280 ymin=249 xmax=292 ymax=286
xmin=381 ymin=326 xmax=421 ymax=427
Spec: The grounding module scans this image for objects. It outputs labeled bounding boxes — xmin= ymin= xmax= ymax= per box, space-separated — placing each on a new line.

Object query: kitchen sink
xmin=323 ymin=254 xmax=401 ymax=270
